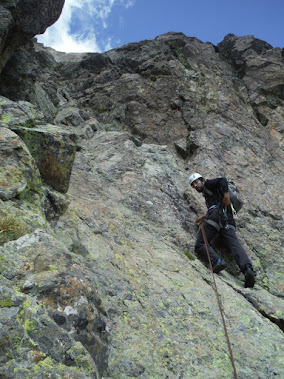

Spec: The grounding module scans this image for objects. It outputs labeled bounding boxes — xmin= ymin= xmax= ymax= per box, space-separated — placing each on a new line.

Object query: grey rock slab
xmin=54 ymin=131 xmax=284 ymax=378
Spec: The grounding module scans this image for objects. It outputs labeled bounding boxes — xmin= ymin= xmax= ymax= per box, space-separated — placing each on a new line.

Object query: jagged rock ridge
xmin=0 ymin=2 xmax=283 ymax=378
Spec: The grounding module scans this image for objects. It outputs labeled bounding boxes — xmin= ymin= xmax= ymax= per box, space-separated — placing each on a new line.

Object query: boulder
xmin=0 ymin=127 xmax=42 ymax=200
xmin=0 ymin=95 xmax=45 ymax=128
xmin=15 ymin=124 xmax=77 ymax=193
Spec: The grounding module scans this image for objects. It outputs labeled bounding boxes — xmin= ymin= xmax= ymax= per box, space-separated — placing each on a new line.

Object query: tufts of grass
xmin=0 ymin=214 xmax=29 ymax=244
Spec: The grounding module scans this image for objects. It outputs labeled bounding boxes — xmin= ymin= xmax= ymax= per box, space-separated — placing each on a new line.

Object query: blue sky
xmin=36 ymin=0 xmax=284 ymax=53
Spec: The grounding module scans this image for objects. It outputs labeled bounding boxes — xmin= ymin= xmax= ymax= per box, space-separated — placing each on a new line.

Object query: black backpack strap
xmin=204 ymin=187 xmax=213 ymax=196
xmin=204 ymin=219 xmax=221 ymax=231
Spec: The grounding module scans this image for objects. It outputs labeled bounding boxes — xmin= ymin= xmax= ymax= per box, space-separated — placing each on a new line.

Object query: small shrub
xmin=0 ymin=214 xmax=29 ymax=244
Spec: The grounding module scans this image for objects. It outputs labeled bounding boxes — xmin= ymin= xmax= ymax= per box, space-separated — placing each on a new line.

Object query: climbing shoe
xmin=244 ymin=267 xmax=255 ymax=288
xmin=213 ymin=258 xmax=228 ymax=274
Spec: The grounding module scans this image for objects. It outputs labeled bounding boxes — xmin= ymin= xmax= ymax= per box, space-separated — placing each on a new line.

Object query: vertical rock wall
xmin=0 ymin=18 xmax=283 ymax=379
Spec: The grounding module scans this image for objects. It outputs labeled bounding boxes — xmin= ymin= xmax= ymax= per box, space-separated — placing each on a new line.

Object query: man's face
xmin=191 ymin=179 xmax=204 ymax=192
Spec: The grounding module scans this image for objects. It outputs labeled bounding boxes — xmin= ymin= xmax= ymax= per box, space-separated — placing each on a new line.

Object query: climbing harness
xmin=204 ymin=206 xmax=236 ymax=232
xmin=199 ymin=221 xmax=238 ymax=379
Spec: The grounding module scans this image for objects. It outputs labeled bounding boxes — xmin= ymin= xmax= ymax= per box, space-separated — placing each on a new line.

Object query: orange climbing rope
xmin=200 ymin=221 xmax=238 ymax=379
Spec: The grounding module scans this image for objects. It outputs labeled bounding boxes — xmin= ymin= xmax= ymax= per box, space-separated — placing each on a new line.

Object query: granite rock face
xmin=0 ymin=231 xmax=106 ymax=378
xmin=0 ymin=0 xmax=64 ymax=73
xmin=0 ymin=127 xmax=41 ymax=200
xmin=0 ymin=25 xmax=284 ymax=379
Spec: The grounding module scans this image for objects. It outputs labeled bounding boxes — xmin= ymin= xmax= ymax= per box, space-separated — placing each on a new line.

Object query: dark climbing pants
xmin=195 ymin=222 xmax=252 ymax=273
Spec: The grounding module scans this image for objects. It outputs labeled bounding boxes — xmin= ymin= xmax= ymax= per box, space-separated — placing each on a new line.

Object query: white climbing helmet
xmin=189 ymin=172 xmax=203 ymax=186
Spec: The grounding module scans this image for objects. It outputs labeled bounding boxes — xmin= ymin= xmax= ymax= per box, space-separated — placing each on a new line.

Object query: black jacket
xmin=203 ymin=177 xmax=235 ymax=228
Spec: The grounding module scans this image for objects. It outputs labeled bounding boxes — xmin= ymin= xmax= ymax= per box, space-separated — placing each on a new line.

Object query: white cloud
xmin=123 ymin=0 xmax=135 ymax=9
xmin=36 ymin=0 xmax=135 ymax=53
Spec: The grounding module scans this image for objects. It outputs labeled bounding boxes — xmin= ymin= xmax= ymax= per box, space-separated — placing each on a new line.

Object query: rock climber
xmin=189 ymin=172 xmax=255 ymax=288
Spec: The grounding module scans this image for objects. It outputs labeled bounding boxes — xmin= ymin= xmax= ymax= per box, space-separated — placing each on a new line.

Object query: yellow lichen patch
xmin=0 ymin=164 xmax=26 ymax=189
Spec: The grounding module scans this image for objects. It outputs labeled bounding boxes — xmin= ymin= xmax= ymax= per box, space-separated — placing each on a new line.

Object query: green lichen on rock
xmin=66 ymin=341 xmax=98 ymax=374
xmin=35 ymin=356 xmax=54 ymax=370
xmin=0 ymin=128 xmax=45 ymax=209
xmin=0 ymin=112 xmax=12 ymax=125
xmin=24 ymin=319 xmax=35 ymax=332
xmin=47 ymin=264 xmax=58 ymax=273
xmin=0 ymin=296 xmax=15 ymax=308
xmin=15 ymin=125 xmax=77 ymax=193
xmin=0 ymin=96 xmax=43 ymax=129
